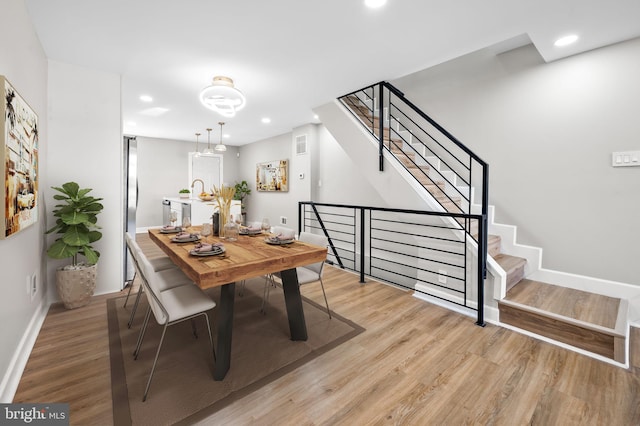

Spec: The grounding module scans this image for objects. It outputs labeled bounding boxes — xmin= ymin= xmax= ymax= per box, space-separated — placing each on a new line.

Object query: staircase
xmin=337 ymin=83 xmax=629 ymax=364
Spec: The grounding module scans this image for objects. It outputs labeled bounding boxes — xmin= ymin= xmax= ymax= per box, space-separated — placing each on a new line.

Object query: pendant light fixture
xmin=215 ymin=121 xmax=227 ymax=152
xmin=199 ymin=76 xmax=246 ymax=118
xmin=193 ymin=132 xmax=201 ymax=157
xmin=202 ymin=128 xmax=215 ymax=156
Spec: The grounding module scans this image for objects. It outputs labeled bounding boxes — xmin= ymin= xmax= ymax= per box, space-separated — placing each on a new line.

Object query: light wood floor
xmin=14 ymin=263 xmax=640 ymax=425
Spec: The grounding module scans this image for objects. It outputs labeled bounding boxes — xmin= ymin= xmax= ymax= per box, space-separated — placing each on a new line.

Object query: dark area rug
xmin=108 ymin=278 xmax=364 ymax=425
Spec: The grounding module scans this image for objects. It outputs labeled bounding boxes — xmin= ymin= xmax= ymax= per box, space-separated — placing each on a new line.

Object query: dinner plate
xmin=189 ymin=247 xmax=225 ymax=257
xmin=265 ymin=237 xmax=295 ymax=245
xmin=160 ymin=228 xmax=181 ymax=234
xmin=171 ymin=235 xmax=200 ymax=243
xmin=239 ymin=229 xmax=262 ymax=236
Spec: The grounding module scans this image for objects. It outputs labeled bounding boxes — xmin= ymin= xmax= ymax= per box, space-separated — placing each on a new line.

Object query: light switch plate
xmin=612 ymin=150 xmax=640 ymax=167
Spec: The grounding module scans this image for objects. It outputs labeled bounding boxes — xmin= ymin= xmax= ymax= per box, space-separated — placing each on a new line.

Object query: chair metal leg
xmin=128 ymin=285 xmax=144 ymax=329
xmin=238 ymin=280 xmax=246 ymax=296
xmin=319 ymin=278 xmax=332 ymax=319
xmin=203 ymin=312 xmax=216 ymax=362
xmin=123 ymin=273 xmax=136 ymax=308
xmin=142 ymin=323 xmax=168 ymax=402
xmin=134 ymin=306 xmax=152 ymax=359
xmin=261 ymin=274 xmax=274 ymax=314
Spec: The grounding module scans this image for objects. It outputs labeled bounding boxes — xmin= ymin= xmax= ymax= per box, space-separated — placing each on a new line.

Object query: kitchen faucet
xmin=191 ymin=179 xmax=204 ymax=195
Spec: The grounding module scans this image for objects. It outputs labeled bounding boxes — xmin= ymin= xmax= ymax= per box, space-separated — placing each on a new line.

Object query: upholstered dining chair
xmin=258 ymin=226 xmax=296 ymax=313
xmin=131 ymin=251 xmax=217 ymax=402
xmin=124 ymin=233 xmax=176 ymax=306
xmin=124 ymin=233 xmax=190 ymax=328
xmin=264 ymin=231 xmax=331 ymax=319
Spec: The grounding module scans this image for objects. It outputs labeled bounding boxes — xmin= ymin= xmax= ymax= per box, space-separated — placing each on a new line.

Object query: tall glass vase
xmin=219 ymin=206 xmax=230 ymax=239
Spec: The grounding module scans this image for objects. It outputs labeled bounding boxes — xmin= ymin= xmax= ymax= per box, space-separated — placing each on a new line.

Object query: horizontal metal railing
xmin=299 ymin=201 xmax=486 ymax=326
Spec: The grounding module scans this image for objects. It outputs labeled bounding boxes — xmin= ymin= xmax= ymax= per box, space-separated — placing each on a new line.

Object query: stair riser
xmin=499 ymin=303 xmax=624 ymax=362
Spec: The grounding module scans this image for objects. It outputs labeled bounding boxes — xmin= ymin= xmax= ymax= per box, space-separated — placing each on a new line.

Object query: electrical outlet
xmin=280 ymin=216 xmax=287 ymax=225
xmin=438 ymin=269 xmax=447 ymax=284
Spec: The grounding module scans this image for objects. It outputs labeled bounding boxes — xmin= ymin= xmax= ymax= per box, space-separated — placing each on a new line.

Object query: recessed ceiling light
xmin=554 ymin=34 xmax=579 ymax=47
xmin=261 ymin=118 xmax=271 ymax=124
xmin=223 ymin=133 xmax=230 ymax=139
xmin=313 ymin=114 xmax=319 ymax=120
xmin=139 ymin=95 xmax=153 ymax=102
xmin=365 ymin=0 xmax=387 ymax=8
xmin=139 ymin=107 xmax=170 ymax=117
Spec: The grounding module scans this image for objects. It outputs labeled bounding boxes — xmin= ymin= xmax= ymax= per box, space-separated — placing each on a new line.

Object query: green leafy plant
xmin=233 ymin=180 xmax=252 ymax=213
xmin=46 ymin=182 xmax=104 ymax=266
xmin=179 ymin=188 xmax=190 ymax=194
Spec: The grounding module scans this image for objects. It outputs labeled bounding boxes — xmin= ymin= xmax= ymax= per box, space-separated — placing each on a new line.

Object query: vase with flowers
xmin=212 ymin=184 xmax=236 ymax=239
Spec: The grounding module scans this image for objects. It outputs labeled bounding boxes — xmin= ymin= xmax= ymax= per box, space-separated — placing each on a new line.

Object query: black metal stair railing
xmin=334 ymin=82 xmax=489 ymax=325
xmin=299 ymin=201 xmax=486 ymax=326
xmin=339 ymin=82 xmax=488 ymax=230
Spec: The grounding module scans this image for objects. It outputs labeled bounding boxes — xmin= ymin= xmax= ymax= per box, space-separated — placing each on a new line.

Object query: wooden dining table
xmin=148 ymin=227 xmax=327 ymax=380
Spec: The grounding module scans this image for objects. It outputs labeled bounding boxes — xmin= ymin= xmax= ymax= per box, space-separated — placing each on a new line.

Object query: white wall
xmin=393 ymin=38 xmax=640 ymax=285
xmin=315 ymin=125 xmax=386 ymax=207
xmin=239 ymin=132 xmax=300 ymax=227
xmin=46 ymin=61 xmax=123 ymax=296
xmin=0 ymin=0 xmax=48 ymax=402
xmin=135 ymin=136 xmax=240 ymax=228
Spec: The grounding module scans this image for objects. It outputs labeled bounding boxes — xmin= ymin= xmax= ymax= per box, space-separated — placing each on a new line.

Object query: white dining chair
xmin=124 ymin=233 xmax=189 ymax=328
xmin=132 ymin=252 xmax=217 ymax=402
xmin=263 ymin=231 xmax=331 ymax=319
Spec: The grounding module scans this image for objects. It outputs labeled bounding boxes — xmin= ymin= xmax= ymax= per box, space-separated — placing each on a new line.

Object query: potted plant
xmin=46 ymin=182 xmax=103 ymax=309
xmin=233 ymin=180 xmax=252 ymax=223
xmin=179 ymin=188 xmax=190 ymax=199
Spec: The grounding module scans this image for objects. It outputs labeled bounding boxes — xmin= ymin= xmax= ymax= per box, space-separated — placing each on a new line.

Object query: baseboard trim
xmin=0 ymin=300 xmax=50 ymax=402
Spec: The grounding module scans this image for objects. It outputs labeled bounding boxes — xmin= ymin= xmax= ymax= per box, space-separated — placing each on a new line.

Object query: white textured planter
xmin=56 ymin=263 xmax=98 ymax=309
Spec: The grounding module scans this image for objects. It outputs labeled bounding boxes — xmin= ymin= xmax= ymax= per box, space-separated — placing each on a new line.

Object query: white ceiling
xmin=24 ymin=0 xmax=640 ymax=146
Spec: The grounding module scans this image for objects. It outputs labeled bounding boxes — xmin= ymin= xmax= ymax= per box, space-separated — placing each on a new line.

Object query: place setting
xmin=239 ymin=223 xmax=262 ymax=236
xmin=265 ymin=228 xmax=296 ymax=246
xmin=171 ymin=231 xmax=200 ymax=243
xmin=189 ymin=242 xmax=226 ymax=257
xmin=160 ymin=225 xmax=182 ymax=234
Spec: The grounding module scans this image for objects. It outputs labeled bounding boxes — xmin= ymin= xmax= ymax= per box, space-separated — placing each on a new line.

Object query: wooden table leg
xmin=214 ymin=282 xmax=235 ymax=380
xmin=279 ymin=268 xmax=308 ymax=341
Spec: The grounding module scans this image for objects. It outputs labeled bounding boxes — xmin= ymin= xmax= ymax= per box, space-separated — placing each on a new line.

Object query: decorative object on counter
xmin=212 ymin=184 xmax=236 ymax=238
xmin=192 ymin=178 xmax=214 ymax=200
xmin=199 ymin=76 xmax=246 ymax=118
xmin=1 ymin=75 xmax=39 ymax=239
xmin=233 ymin=179 xmax=251 ymax=223
xmin=224 ymin=215 xmax=239 ymax=241
xmin=178 ymin=188 xmax=190 ymax=199
xmin=46 ymin=182 xmax=103 ymax=309
xmin=214 ymin=121 xmax=227 ymax=152
xmin=256 ymin=159 xmax=288 ymax=191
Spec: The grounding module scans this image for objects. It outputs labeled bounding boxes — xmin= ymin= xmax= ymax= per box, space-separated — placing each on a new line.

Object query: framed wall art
xmin=256 ymin=159 xmax=288 ymax=192
xmin=1 ymin=76 xmax=39 ymax=239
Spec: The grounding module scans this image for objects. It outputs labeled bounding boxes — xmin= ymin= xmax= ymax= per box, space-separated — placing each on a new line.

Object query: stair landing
xmin=499 ymin=279 xmax=627 ymax=362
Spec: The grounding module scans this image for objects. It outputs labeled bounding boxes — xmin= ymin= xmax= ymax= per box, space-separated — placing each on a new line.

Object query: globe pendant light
xmin=215 ymin=121 xmax=227 ymax=152
xmin=199 ymin=76 xmax=246 ymax=118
